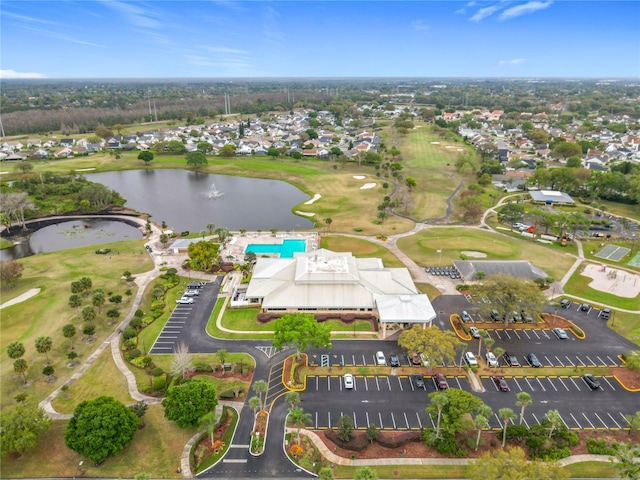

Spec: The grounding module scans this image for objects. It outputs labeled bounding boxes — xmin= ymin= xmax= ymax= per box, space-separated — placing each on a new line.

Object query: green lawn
xmin=0 ymin=239 xmax=151 ymax=408
xmin=320 ymin=235 xmax=405 ymax=267
xmin=396 ymin=227 xmax=576 ymax=281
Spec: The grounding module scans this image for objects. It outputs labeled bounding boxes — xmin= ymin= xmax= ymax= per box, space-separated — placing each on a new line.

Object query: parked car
xmin=389 ymin=354 xmax=400 ymax=367
xmin=469 ymin=326 xmax=480 ymax=339
xmin=419 ymin=353 xmax=431 ymax=367
xmin=493 ymin=376 xmax=509 ymax=391
xmin=582 ymin=374 xmax=601 ymax=390
xmin=176 ymin=296 xmax=194 ymax=304
xmin=507 ymin=311 xmax=521 ymax=322
xmin=600 ymin=308 xmax=611 ymax=320
xmin=553 ymin=327 xmax=568 ymax=339
xmin=412 ymin=374 xmax=425 ymax=389
xmin=485 ymin=352 xmax=499 ymax=368
xmin=521 ymin=310 xmax=534 ymax=323
xmin=183 ymin=290 xmax=199 ymax=297
xmin=461 ymin=311 xmax=472 ymax=322
xmin=464 ymin=352 xmax=478 ymax=367
xmin=526 ymin=353 xmax=542 ymax=367
xmin=375 ymin=351 xmax=386 ymax=366
xmin=187 ymin=282 xmax=205 ymax=289
xmin=560 ymin=299 xmax=572 ymax=308
xmin=410 ymin=351 xmax=421 ymax=366
xmin=503 ymin=351 xmax=521 ymax=367
xmin=432 ymin=373 xmax=449 ymax=390
xmin=490 ymin=310 xmax=500 ymax=321
xmin=343 ymin=373 xmax=354 ymax=389
xmin=580 ymin=303 xmax=591 ymax=312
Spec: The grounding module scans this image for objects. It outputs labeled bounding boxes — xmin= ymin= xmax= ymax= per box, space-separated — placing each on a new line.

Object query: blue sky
xmin=1 ymin=1 xmax=639 ymax=79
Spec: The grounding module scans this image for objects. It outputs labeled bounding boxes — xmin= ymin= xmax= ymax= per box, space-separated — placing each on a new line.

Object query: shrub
xmin=122 ymin=327 xmax=137 ymax=340
xmin=219 ymin=388 xmax=243 ymax=399
xmin=142 ymin=316 xmax=155 ymax=327
xmin=127 ymin=348 xmax=141 ymax=360
xmin=194 ymin=362 xmax=213 ymax=372
xmin=586 ymin=438 xmax=620 ymax=455
xmin=134 ymin=309 xmax=145 ymax=318
xmin=129 ymin=318 xmax=142 ymax=330
xmin=181 ymin=231 xmax=190 ymax=237
xmin=123 ymin=339 xmax=136 ymax=351
xmin=152 ymin=375 xmax=166 ymax=391
xmin=324 ymin=430 xmax=369 ymax=452
xmin=504 ymin=424 xmax=530 ymax=443
xmin=376 ymin=431 xmax=420 ymax=448
xmin=150 ymin=367 xmax=164 ymax=377
xmin=434 ymin=432 xmax=466 ymax=457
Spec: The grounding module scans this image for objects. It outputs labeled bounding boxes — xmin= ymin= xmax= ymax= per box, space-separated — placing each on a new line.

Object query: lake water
xmin=86 ymin=169 xmax=315 ymax=232
xmin=0 ymin=219 xmax=143 ymax=261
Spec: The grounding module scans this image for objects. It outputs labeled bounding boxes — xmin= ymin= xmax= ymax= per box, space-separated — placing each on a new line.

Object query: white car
xmin=176 ymin=296 xmax=194 ymax=304
xmin=375 ymin=351 xmax=386 ymax=366
xmin=343 ymin=373 xmax=354 ymax=389
xmin=469 ymin=326 xmax=480 ymax=339
xmin=485 ymin=352 xmax=499 ymax=368
xmin=183 ymin=290 xmax=199 ymax=297
xmin=464 ymin=351 xmax=478 ymax=367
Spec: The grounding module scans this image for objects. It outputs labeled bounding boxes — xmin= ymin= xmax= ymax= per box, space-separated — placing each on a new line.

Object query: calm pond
xmin=86 ymin=169 xmax=315 ymax=232
xmin=0 ymin=219 xmax=143 ymax=261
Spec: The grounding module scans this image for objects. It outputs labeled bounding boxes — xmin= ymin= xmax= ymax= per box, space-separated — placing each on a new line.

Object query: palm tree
xmin=430 ymin=392 xmax=449 ymax=438
xmin=457 ymin=342 xmax=468 ymax=369
xmin=499 ymin=407 xmax=517 ymax=447
xmin=288 ymin=406 xmax=312 ymax=444
xmin=198 ymin=411 xmax=218 ymax=447
xmin=473 ymin=413 xmax=490 ymax=451
xmin=62 ymin=323 xmax=76 ymax=350
xmin=6 ymin=341 xmax=25 ymax=360
xmin=285 ymin=391 xmax=301 ymax=410
xmin=477 ymin=330 xmax=489 ymax=356
xmin=13 ymin=358 xmax=28 ymax=384
xmin=215 ymin=348 xmax=229 ymax=372
xmin=248 ymin=396 xmax=261 ymax=416
xmin=483 ymin=337 xmax=495 ymax=356
xmin=546 ymin=409 xmax=562 ymax=438
xmin=206 ymin=223 xmax=216 ymax=235
xmin=35 ymin=336 xmax=52 ymax=362
xmin=324 ymin=217 xmax=333 ymax=234
xmin=252 ymin=379 xmax=268 ymax=412
xmin=515 ymin=392 xmax=532 ymax=425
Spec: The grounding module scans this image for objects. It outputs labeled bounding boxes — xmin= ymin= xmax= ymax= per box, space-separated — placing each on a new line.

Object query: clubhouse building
xmin=243 ymin=249 xmax=436 ymax=338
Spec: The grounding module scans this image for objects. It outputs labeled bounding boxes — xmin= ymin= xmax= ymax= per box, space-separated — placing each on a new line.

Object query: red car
xmin=411 ymin=352 xmax=421 ymax=365
xmin=492 ymin=376 xmax=509 ymax=391
xmin=433 ymin=373 xmax=449 ymax=390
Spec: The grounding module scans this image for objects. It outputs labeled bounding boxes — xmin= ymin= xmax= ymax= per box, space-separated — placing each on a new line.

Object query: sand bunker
xmin=360 ymin=183 xmax=376 ymax=190
xmin=445 ymin=146 xmax=455 ymax=149
xmin=581 ymin=264 xmax=640 ymax=298
xmin=75 ymin=168 xmax=97 ymax=172
xmin=295 ymin=210 xmax=315 ymax=217
xmin=461 ymin=251 xmax=487 ymax=258
xmin=430 ymin=141 xmax=440 ymax=145
xmin=304 ymin=193 xmax=322 ymax=205
xmin=353 ymin=175 xmax=366 ymax=180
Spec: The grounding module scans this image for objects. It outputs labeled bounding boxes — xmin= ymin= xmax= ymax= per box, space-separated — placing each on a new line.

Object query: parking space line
xmin=543 ymin=355 xmax=554 ymax=366
xmin=531 ymin=413 xmax=542 ymax=425
xmin=494 ymin=331 xmax=502 ymax=340
xmin=511 ymin=377 xmax=522 ymax=391
xmin=607 ymin=413 xmax=622 ymax=429
xmin=595 ymin=355 xmax=607 ymax=366
xmin=554 ymin=356 xmax=565 ymax=367
xmin=391 ymin=412 xmax=397 ymax=429
xmin=513 ymin=330 xmax=521 ymax=340
xmin=546 ymin=378 xmax=558 ymax=392
xmin=541 ymin=330 xmax=551 ymax=339
xmin=535 ymin=377 xmax=546 ymax=392
xmin=151 ymin=346 xmax=172 ymax=350
xmin=397 ymin=376 xmax=404 ymax=391
xmin=493 ymin=413 xmax=503 ymax=429
xmin=565 ymin=356 xmax=575 ymax=368
xmin=620 ymin=412 xmax=631 ymax=426
xmin=582 ymin=413 xmax=596 ymax=429
xmin=327 ymin=376 xmax=331 ymax=392
xmin=585 ymin=355 xmax=597 ymax=366
xmin=385 ymin=377 xmax=392 ymax=391
xmin=353 ymin=412 xmax=358 ymax=429
xmin=454 ymin=377 xmax=463 ymax=389
xmin=557 ymin=378 xmax=570 ymax=391
xmin=403 ymin=412 xmax=410 ymax=429
xmin=376 ymin=377 xmax=381 ymax=391
xmin=428 ymin=413 xmax=435 ymax=429
xmin=570 ymin=377 xmax=582 ymax=391
xmin=522 ymin=330 xmax=531 ymax=340
xmin=532 ymin=330 xmax=542 ymax=340
xmin=606 ymin=355 xmax=618 ymax=366
xmin=415 ymin=412 xmax=423 ymax=429
xmin=378 ymin=412 xmax=384 ymax=429
xmin=155 ymin=341 xmax=177 ymax=344
xmin=328 ymin=412 xmax=331 ymax=429
xmin=503 ymin=331 xmax=512 ymax=340
xmin=522 ymin=417 xmax=529 ymax=428
xmin=593 ymin=412 xmax=608 ymax=429
xmin=568 ymin=413 xmax=580 ymax=429
xmin=602 ymin=376 xmax=616 ymax=391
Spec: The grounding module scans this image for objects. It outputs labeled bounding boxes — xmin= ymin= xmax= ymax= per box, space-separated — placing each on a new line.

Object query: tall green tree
xmin=35 ymin=336 xmax=52 ymax=362
xmin=162 ymin=380 xmax=218 ymax=428
xmin=499 ymin=408 xmax=517 ymax=447
xmin=336 ymin=414 xmax=355 ymax=442
xmin=428 ymin=388 xmax=485 ymax=436
xmin=64 ymin=396 xmax=139 ymax=465
xmin=516 ymin=392 xmax=532 ymax=425
xmin=198 ymin=411 xmax=218 ymax=447
xmin=252 ymin=379 xmax=268 ymax=412
xmin=6 ymin=341 xmax=25 ymax=360
xmin=68 ymin=294 xmax=82 ymax=311
xmin=0 ymin=260 xmax=24 ymax=287
xmin=398 ymin=325 xmax=460 ymax=372
xmin=0 ymin=403 xmax=52 ymax=457
xmin=13 ymin=358 xmax=29 ymax=384
xmin=429 ymin=392 xmax=449 ymax=438
xmin=137 ymin=151 xmax=154 ymax=165
xmin=62 ymin=323 xmax=76 ymax=350
xmin=610 ymin=442 xmax=640 ymax=480
xmin=354 ymin=466 xmax=378 ymax=480
xmin=288 ymin=406 xmax=312 ymax=444
xmin=185 ymin=151 xmax=208 ymax=171
xmin=470 ymin=446 xmax=568 ymax=480
xmin=474 ymin=274 xmax=547 ymax=327
xmin=272 ymin=313 xmax=331 ymax=360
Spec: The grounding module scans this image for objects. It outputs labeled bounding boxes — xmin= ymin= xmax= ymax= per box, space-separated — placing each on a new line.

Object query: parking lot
xmin=300 ymin=372 xmax=636 ymax=432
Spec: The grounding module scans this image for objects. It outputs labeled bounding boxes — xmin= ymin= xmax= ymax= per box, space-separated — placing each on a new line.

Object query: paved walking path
xmin=0 ymin=288 xmax=40 ymax=309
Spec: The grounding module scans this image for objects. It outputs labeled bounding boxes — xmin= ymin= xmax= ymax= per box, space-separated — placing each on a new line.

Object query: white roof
xmin=375 ymin=294 xmax=436 ymax=324
xmin=245 ymin=249 xmax=429 ymax=314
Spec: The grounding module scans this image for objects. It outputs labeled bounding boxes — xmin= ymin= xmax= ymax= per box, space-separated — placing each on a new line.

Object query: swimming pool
xmin=244 ymin=239 xmax=306 ymax=258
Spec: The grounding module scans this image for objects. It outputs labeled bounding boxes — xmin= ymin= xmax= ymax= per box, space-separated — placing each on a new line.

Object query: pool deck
xmin=219 ymin=231 xmax=319 ymax=261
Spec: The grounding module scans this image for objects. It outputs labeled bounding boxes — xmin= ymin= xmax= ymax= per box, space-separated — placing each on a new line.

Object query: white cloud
xmin=456 ymin=1 xmax=477 ymax=15
xmin=0 ymin=69 xmax=47 ymax=79
xmin=204 ymin=46 xmax=249 ymax=55
xmin=499 ymin=58 xmax=526 ymax=65
xmin=22 ymin=26 xmax=106 ymax=48
xmin=499 ymin=1 xmax=553 ymax=20
xmin=98 ymin=0 xmax=161 ymax=29
xmin=470 ymin=5 xmax=500 ymax=22
xmin=412 ymin=20 xmax=429 ymax=31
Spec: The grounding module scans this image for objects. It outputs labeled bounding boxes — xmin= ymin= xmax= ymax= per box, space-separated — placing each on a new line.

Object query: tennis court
xmin=595 ymin=245 xmax=631 ymax=262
